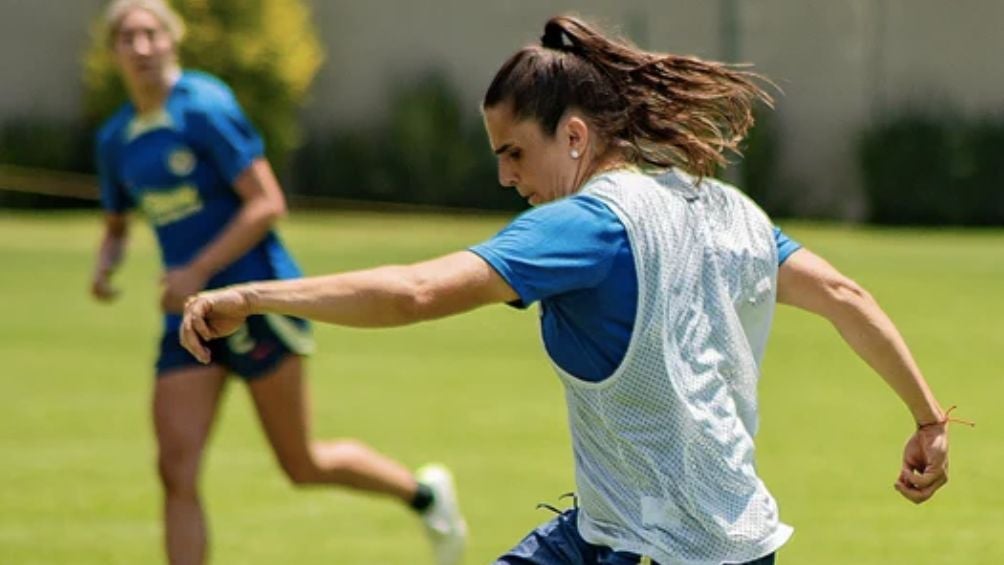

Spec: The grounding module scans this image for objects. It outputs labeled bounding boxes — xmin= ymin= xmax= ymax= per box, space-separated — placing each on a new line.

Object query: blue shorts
xmin=156 ymin=314 xmax=314 ymax=380
xmin=495 ymin=508 xmax=777 ymax=565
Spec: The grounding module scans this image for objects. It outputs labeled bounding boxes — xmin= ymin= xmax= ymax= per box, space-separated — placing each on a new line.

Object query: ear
xmin=562 ymin=114 xmax=590 ymax=155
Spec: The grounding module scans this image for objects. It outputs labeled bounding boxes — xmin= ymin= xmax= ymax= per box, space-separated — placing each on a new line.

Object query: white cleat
xmin=416 ymin=464 xmax=468 ymax=565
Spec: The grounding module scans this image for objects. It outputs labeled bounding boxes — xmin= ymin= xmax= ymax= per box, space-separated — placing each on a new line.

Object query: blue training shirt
xmin=96 ymin=70 xmax=302 ymax=331
xmin=470 ymin=194 xmax=802 ymax=382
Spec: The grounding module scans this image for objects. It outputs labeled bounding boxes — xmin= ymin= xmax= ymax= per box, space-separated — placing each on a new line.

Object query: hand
xmin=160 ymin=266 xmax=210 ymax=313
xmin=179 ymin=288 xmax=253 ymax=364
xmin=894 ymin=424 xmax=949 ymax=504
xmin=91 ymin=272 xmax=120 ymax=302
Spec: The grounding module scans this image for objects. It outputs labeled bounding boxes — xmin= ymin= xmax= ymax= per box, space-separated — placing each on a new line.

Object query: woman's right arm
xmin=179 ymin=251 xmax=520 ymax=362
xmin=91 ymin=212 xmax=129 ymax=302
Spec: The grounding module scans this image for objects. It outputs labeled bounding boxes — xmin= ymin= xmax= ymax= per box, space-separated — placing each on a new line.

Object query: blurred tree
xmin=82 ymin=0 xmax=323 ymax=172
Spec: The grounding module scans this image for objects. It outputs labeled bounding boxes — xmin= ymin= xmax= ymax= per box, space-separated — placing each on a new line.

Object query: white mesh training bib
xmin=555 ymin=169 xmax=792 ymax=565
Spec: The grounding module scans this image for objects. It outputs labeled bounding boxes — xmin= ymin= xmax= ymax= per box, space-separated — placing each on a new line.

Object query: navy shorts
xmin=156 ymin=313 xmax=313 ymax=380
xmin=495 ymin=508 xmax=776 ymax=565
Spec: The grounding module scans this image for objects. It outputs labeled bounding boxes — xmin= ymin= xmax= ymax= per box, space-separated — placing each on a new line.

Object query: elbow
xmin=257 ymin=197 xmax=287 ymax=225
xmin=390 ymin=270 xmax=439 ymax=323
xmin=267 ymin=194 xmax=288 ymax=221
xmin=823 ymin=275 xmax=876 ymax=319
xmin=267 ymin=206 xmax=287 ymax=225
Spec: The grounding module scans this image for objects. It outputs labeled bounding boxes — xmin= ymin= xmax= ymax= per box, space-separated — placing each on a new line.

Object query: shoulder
xmin=95 ymin=103 xmax=134 ymax=149
xmin=174 ymin=70 xmax=242 ymax=117
xmin=499 ymin=194 xmax=627 ymax=250
xmin=520 ymin=193 xmax=622 ymax=225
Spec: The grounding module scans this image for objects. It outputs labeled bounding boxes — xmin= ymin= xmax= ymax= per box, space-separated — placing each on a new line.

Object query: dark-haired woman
xmin=180 ymin=15 xmax=950 ymax=565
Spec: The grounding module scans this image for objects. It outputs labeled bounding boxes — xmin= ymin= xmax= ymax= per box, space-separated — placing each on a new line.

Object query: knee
xmin=318 ymin=438 xmax=369 ymax=463
xmin=278 ymin=439 xmax=370 ymax=486
xmin=280 ymin=457 xmax=320 ymax=486
xmin=157 ymin=451 xmax=199 ymax=497
xmin=276 ymin=446 xmax=325 ymax=486
xmin=313 ymin=438 xmax=371 ymax=476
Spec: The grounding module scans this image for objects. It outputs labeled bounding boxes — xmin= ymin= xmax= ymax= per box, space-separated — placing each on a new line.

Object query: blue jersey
xmin=96 ymin=71 xmax=302 ymax=330
xmin=470 ymin=194 xmax=802 ymax=383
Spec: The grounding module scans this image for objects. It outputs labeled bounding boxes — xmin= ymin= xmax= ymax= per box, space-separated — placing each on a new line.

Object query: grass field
xmin=0 ymin=211 xmax=1001 ymax=564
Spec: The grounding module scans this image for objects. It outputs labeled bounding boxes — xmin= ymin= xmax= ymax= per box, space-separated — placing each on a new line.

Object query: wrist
xmin=915 ymin=405 xmax=974 ymax=431
xmin=187 ymin=259 xmax=216 ymax=281
xmin=911 ymin=400 xmax=944 ymax=429
xmin=239 ymin=286 xmax=261 ymax=316
xmin=916 ymin=417 xmax=947 ymax=430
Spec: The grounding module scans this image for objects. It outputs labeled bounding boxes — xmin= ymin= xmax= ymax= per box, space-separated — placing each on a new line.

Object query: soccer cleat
xmin=416 ymin=463 xmax=468 ymax=565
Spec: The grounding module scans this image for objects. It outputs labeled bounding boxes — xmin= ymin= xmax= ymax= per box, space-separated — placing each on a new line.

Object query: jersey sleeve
xmin=469 ymin=195 xmax=627 ymax=308
xmin=95 ymin=131 xmax=132 ymax=213
xmin=774 ymin=226 xmax=802 ymax=265
xmin=189 ymin=95 xmax=265 ymax=184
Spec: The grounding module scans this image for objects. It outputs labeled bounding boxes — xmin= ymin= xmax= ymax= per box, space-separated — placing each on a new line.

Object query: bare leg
xmin=246 ymin=355 xmax=418 ymax=501
xmin=153 ymin=365 xmax=228 ymax=565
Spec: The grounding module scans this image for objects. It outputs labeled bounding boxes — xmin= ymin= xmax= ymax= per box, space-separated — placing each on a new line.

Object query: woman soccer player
xmin=179 ymin=15 xmax=951 ymax=565
xmin=89 ymin=2 xmax=466 ymax=564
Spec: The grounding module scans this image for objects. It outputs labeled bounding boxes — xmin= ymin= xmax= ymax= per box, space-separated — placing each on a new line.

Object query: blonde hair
xmin=105 ymin=0 xmax=186 ymax=45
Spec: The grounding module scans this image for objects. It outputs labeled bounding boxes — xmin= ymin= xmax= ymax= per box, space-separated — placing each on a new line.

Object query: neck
xmin=574 ymin=148 xmax=633 ymax=191
xmin=126 ymin=66 xmax=181 ymax=114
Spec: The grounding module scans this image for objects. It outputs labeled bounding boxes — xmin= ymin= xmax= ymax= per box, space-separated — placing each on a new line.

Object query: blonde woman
xmin=90 ymin=2 xmax=466 ymax=563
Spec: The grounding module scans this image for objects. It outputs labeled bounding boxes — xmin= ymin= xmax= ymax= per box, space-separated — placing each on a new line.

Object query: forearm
xmin=94 ymin=212 xmax=128 ymax=277
xmin=188 ymin=198 xmax=280 ymax=278
xmin=95 ymin=233 xmax=127 ymax=276
xmin=826 ymin=286 xmax=943 ymax=425
xmin=231 ymin=251 xmax=513 ymax=328
xmin=186 ymin=159 xmax=288 ymax=278
xmin=238 ymin=266 xmax=431 ymax=327
xmin=779 ymin=250 xmax=944 ymax=426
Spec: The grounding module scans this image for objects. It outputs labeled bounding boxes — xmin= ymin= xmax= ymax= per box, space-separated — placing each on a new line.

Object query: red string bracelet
xmin=917 ymin=405 xmax=975 ymax=430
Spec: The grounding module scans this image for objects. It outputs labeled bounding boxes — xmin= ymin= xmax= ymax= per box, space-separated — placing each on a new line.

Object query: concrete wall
xmin=0 ymin=0 xmax=105 ymax=120
xmin=2 ymin=1 xmax=1002 ymax=218
xmin=742 ymin=0 xmax=1004 ymax=215
xmin=303 ymin=1 xmax=721 ymax=127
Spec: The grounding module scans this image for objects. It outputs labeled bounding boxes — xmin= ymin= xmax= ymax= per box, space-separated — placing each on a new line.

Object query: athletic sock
xmin=410 ymin=482 xmax=435 ymax=512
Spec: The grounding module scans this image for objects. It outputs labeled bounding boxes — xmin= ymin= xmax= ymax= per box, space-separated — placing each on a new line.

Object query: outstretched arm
xmin=179 ymin=251 xmax=518 ymax=359
xmin=777 ymin=248 xmax=949 ymax=504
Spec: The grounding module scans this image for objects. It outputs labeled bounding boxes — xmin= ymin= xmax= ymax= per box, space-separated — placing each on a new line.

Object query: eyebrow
xmin=493 ymin=143 xmax=513 ymax=156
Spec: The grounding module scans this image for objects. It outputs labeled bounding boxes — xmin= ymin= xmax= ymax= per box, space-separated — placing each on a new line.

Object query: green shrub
xmin=0 ymin=120 xmax=96 ymax=208
xmin=0 ymin=120 xmax=92 ymax=173
xmin=82 ymin=0 xmax=323 ymax=172
xmin=293 ymin=72 xmax=523 ymax=211
xmin=959 ymin=119 xmax=1004 ymax=225
xmin=859 ymin=111 xmax=1004 ymax=226
xmin=736 ymin=109 xmax=793 ymax=218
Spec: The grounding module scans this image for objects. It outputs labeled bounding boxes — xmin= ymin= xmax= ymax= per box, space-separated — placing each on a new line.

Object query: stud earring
xmin=570 ymin=149 xmax=581 ymax=159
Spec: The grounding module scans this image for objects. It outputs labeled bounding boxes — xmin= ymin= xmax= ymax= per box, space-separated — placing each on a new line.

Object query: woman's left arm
xmin=160 ymin=158 xmax=285 ymax=312
xmin=777 ymin=248 xmax=950 ymax=504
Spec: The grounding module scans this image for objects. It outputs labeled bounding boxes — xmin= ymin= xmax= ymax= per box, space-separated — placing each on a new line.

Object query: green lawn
xmin=0 ymin=211 xmax=1000 ymax=564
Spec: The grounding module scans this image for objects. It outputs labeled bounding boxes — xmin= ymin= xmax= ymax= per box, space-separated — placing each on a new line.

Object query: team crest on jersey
xmin=167 ymin=147 xmax=196 ymax=176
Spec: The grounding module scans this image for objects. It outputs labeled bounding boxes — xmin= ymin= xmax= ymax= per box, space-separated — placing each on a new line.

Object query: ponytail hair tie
xmin=541 ymin=21 xmax=578 ymax=53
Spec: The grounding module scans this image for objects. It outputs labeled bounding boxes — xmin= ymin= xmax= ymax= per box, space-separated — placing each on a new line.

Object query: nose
xmin=134 ymin=35 xmax=152 ymax=55
xmin=497 ymin=161 xmax=517 ymax=188
xmin=124 ymin=32 xmax=153 ymax=56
